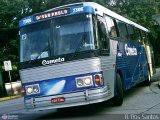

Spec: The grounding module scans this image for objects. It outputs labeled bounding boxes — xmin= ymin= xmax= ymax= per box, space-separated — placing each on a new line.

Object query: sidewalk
xmin=0 ymin=95 xmax=21 ymax=102
xmin=151 ymin=68 xmax=160 ymax=87
xmin=151 ymin=76 xmax=160 ymax=87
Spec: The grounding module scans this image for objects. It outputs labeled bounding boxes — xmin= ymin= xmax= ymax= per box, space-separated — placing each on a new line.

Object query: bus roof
xmin=83 ymin=2 xmax=149 ymax=32
xmin=19 ymin=2 xmax=149 ymax=32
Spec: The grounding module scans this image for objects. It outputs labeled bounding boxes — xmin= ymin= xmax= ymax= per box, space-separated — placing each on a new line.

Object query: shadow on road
xmin=34 ymin=81 xmax=160 ymax=120
xmin=35 ymin=101 xmax=113 ymax=120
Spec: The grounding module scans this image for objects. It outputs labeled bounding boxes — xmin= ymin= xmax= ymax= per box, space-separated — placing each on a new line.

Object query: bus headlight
xmin=26 ymin=87 xmax=33 ymax=94
xmin=33 ymin=85 xmax=40 ymax=93
xmin=25 ymin=84 xmax=40 ymax=95
xmin=76 ymin=76 xmax=93 ymax=88
xmin=76 ymin=79 xmax=84 ymax=87
xmin=84 ymin=77 xmax=92 ymax=85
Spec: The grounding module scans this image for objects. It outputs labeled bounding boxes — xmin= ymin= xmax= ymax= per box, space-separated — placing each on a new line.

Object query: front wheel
xmin=112 ymin=73 xmax=123 ymax=106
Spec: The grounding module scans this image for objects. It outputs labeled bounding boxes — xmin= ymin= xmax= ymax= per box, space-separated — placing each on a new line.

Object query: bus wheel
xmin=112 ymin=73 xmax=123 ymax=106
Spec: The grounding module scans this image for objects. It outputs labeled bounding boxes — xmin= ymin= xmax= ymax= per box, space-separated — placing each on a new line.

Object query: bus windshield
xmin=20 ymin=13 xmax=95 ymax=62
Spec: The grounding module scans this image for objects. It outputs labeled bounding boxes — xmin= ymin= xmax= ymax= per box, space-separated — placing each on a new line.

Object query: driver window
xmin=97 ymin=16 xmax=110 ymax=54
xmin=105 ymin=15 xmax=118 ymax=37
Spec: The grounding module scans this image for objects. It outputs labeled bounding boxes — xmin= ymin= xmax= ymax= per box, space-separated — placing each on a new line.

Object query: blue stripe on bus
xmin=23 ymin=71 xmax=103 ymax=98
xmin=116 ymin=41 xmax=148 ymax=90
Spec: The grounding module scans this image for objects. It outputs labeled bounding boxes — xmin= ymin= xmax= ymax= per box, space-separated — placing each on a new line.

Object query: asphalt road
xmin=0 ymin=69 xmax=160 ymax=120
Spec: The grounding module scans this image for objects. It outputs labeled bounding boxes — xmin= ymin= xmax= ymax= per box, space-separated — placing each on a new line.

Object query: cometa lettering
xmin=125 ymin=44 xmax=137 ymax=56
xmin=42 ymin=58 xmax=65 ymax=65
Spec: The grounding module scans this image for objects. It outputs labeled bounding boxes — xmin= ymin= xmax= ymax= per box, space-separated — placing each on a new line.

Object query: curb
xmin=0 ymin=96 xmax=21 ymax=102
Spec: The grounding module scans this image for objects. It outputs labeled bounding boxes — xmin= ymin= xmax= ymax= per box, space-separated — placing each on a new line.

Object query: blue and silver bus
xmin=19 ymin=2 xmax=155 ymax=111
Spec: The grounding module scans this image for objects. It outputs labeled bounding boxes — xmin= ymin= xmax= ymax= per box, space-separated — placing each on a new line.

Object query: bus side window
xmin=97 ymin=16 xmax=110 ymax=54
xmin=116 ymin=20 xmax=128 ymax=40
xmin=141 ymin=30 xmax=148 ymax=44
xmin=145 ymin=32 xmax=149 ymax=44
xmin=134 ymin=28 xmax=141 ymax=43
xmin=127 ymin=24 xmax=136 ymax=41
xmin=105 ymin=15 xmax=118 ymax=37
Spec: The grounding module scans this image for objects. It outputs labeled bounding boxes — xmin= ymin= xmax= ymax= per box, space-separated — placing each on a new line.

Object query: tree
xmin=0 ymin=0 xmax=29 ymax=82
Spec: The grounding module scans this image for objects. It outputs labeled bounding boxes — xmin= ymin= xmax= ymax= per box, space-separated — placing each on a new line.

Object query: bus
xmin=19 ymin=2 xmax=155 ymax=111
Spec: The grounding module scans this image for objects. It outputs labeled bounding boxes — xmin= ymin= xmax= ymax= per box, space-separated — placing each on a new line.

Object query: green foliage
xmin=0 ymin=0 xmax=27 ymax=66
xmin=0 ymin=84 xmax=5 ymax=97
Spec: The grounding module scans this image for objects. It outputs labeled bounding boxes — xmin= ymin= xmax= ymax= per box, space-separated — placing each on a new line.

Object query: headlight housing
xmin=25 ymin=84 xmax=40 ymax=95
xmin=76 ymin=76 xmax=93 ymax=88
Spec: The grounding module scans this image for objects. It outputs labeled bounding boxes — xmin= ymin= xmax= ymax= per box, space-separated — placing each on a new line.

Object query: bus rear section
xmin=145 ymin=45 xmax=156 ymax=77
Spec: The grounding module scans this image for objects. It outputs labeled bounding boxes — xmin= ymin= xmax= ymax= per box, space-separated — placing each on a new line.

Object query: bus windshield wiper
xmin=28 ymin=46 xmax=49 ymax=64
xmin=32 ymin=38 xmax=50 ymax=62
xmin=34 ymin=46 xmax=49 ymax=60
xmin=70 ymin=20 xmax=86 ymax=59
xmin=70 ymin=33 xmax=86 ymax=61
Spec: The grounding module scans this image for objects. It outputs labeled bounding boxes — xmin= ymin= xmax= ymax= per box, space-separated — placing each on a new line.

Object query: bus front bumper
xmin=24 ymin=86 xmax=112 ymax=111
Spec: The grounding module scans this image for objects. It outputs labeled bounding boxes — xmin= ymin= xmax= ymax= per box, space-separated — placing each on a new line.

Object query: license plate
xmin=51 ymin=97 xmax=65 ymax=104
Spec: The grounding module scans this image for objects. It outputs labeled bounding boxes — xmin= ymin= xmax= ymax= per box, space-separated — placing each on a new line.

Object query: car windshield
xmin=20 ymin=13 xmax=95 ymax=62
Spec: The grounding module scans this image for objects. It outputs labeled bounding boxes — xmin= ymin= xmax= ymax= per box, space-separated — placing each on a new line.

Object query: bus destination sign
xmin=34 ymin=8 xmax=70 ymax=21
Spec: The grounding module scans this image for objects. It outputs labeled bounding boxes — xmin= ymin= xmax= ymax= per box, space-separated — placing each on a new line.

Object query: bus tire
xmin=112 ymin=73 xmax=123 ymax=106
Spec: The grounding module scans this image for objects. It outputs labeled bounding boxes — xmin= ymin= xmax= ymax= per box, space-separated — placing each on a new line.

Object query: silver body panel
xmin=20 ymin=58 xmax=102 ymax=84
xmin=101 ymin=40 xmax=118 ymax=99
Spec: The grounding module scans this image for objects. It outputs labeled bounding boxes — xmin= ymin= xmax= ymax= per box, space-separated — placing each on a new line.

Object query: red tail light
xmin=95 ymin=75 xmax=101 ymax=85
